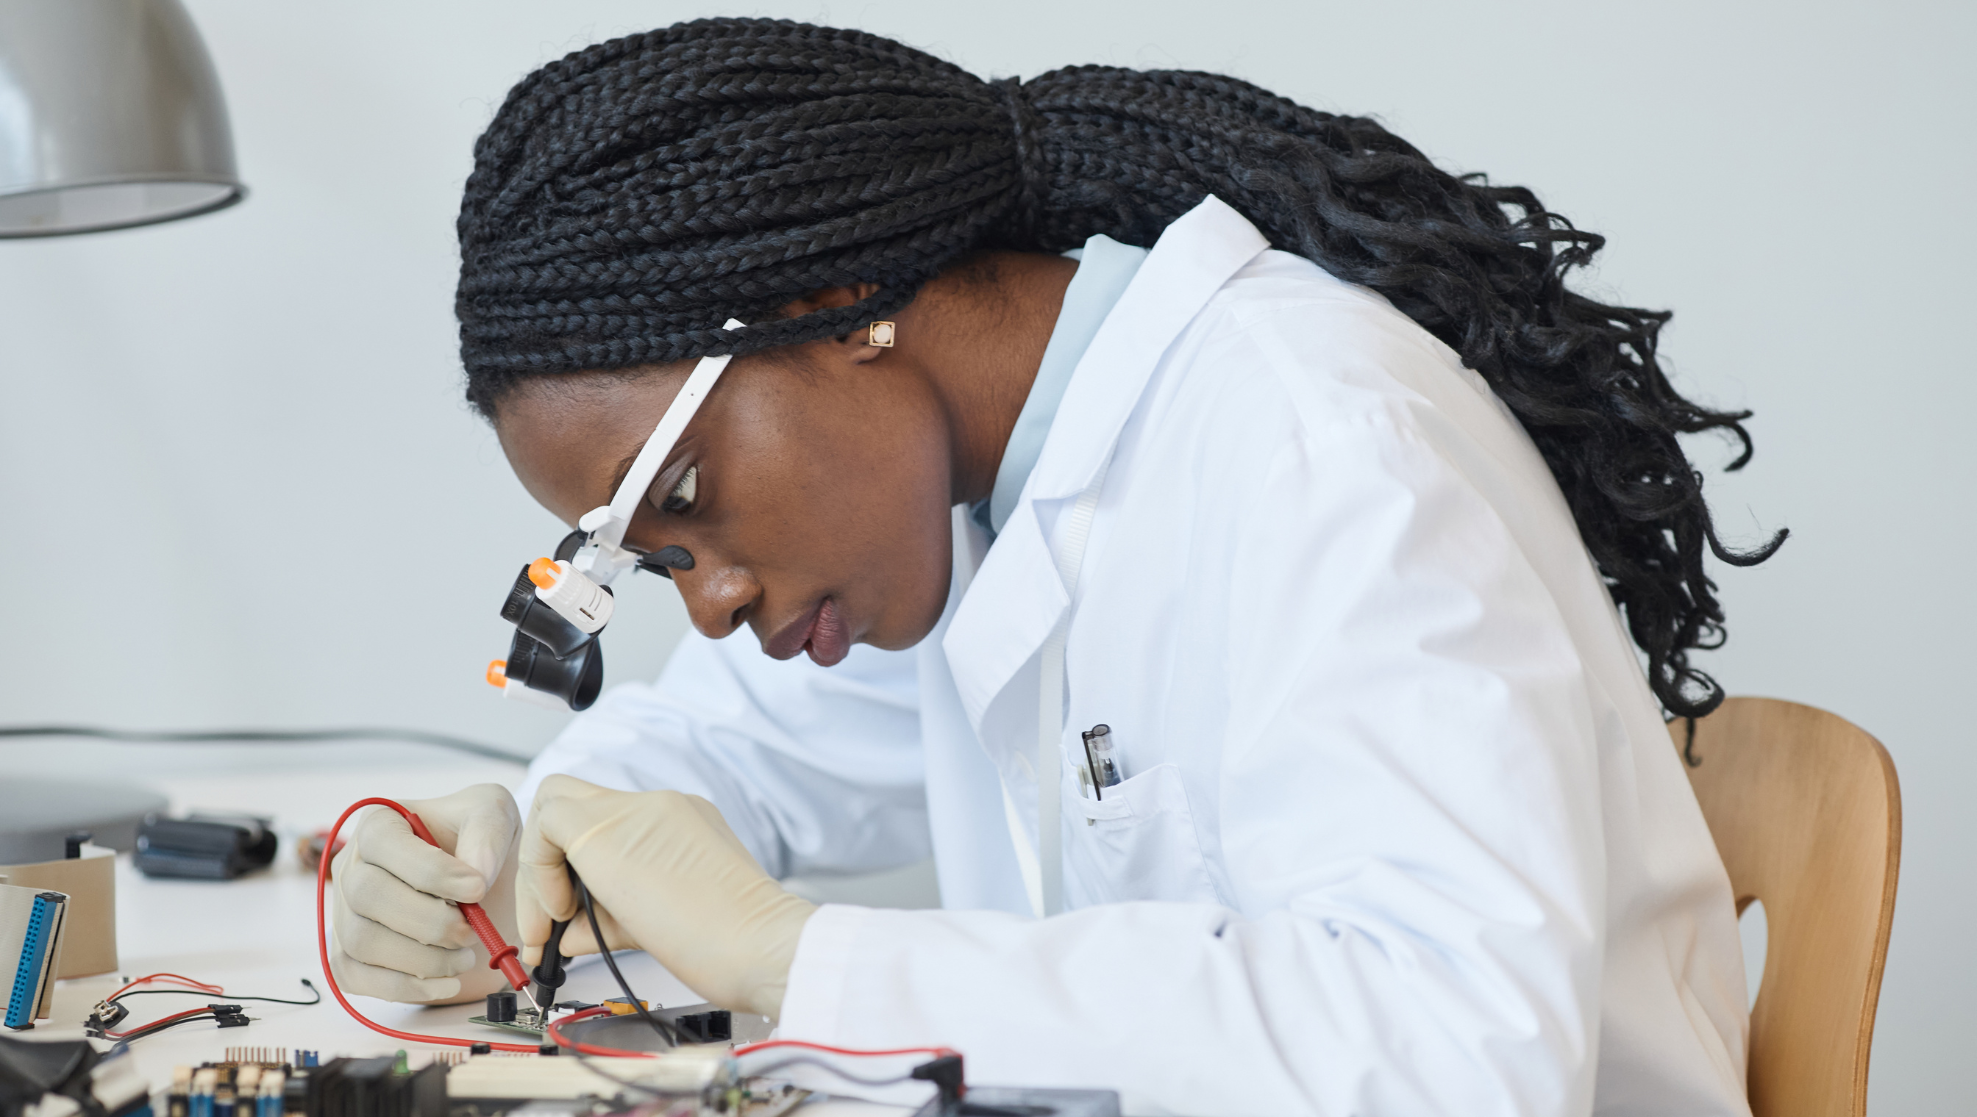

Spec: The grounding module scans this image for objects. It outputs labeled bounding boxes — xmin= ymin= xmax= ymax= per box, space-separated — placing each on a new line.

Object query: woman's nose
xmin=677 ymin=564 xmax=760 ymax=639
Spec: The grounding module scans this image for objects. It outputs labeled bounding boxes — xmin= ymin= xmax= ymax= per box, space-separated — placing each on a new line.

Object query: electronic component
xmin=145 ymin=1041 xmax=1119 ymax=1117
xmin=148 ymin=1048 xmax=801 ymax=1117
xmin=600 ymin=998 xmax=645 ymax=1017
xmin=483 ymin=994 xmax=516 ymax=1025
xmin=465 ymin=1009 xmax=544 ymax=1039
xmin=0 ymin=833 xmax=118 ymax=980
xmin=674 ymin=1011 xmax=731 ymax=1044
xmin=1 ymin=884 xmax=68 ymax=1029
xmin=469 ymin=1003 xmax=752 ymax=1052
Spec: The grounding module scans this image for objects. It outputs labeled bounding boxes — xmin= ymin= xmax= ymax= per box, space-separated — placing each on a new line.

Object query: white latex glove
xmin=329 ymin=783 xmax=522 ymax=1005
xmin=517 ymin=774 xmax=816 ymax=1020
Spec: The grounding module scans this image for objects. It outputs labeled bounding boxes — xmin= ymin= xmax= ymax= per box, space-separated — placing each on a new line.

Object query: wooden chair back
xmin=1674 ymin=697 xmax=1901 ymax=1117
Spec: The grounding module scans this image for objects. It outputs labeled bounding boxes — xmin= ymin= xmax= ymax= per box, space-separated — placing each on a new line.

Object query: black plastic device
xmin=495 ymin=532 xmax=605 ymax=711
xmin=133 ymin=813 xmax=278 ymax=880
xmin=494 ymin=531 xmax=697 ymax=712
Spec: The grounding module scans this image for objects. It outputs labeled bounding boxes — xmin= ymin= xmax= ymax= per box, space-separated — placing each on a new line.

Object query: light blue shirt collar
xmin=974 ymin=233 xmax=1148 ymax=539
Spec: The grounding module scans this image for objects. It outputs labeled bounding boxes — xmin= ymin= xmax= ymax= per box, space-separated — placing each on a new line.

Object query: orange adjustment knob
xmin=486 ymin=660 xmax=508 ymax=688
xmin=527 ymin=557 xmax=560 ymax=589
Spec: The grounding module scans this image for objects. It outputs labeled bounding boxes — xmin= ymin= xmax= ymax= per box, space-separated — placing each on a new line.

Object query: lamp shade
xmin=0 ymin=0 xmax=243 ymax=236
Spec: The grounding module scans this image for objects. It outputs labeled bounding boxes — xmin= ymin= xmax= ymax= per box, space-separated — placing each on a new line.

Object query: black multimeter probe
xmin=527 ymin=918 xmax=571 ymax=1012
xmin=536 ymin=865 xmax=682 ymax=1047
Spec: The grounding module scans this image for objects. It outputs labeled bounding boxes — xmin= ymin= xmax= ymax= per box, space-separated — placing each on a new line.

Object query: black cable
xmin=0 ymin=725 xmax=528 ymax=765
xmin=568 ymin=1048 xmax=669 ymax=1099
xmin=112 ymin=979 xmax=320 ymax=1007
xmin=742 ymin=1054 xmax=916 ymax=1088
xmin=113 ymin=1006 xmax=244 ymax=1043
xmin=574 ymin=872 xmax=681 ymax=1048
xmin=116 ymin=1014 xmax=216 ymax=1042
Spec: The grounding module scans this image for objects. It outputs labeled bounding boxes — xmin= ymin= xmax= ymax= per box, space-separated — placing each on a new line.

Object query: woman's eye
xmin=660 ymin=465 xmax=698 ymax=514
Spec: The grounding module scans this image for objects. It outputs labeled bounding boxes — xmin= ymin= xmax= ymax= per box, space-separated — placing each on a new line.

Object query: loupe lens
xmin=505 ymin=629 xmax=604 ymax=711
xmin=499 ymin=565 xmax=594 ymax=657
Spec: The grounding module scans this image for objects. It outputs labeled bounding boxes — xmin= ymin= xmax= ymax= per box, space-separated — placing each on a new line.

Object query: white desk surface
xmin=10 ymin=747 xmax=902 ymax=1115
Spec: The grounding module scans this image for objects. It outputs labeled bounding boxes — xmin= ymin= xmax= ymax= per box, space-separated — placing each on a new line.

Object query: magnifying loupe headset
xmin=485 ymin=319 xmax=746 ymax=711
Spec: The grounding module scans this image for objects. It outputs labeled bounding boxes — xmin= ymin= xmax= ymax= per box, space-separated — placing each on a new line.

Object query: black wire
xmin=112 ymin=979 xmax=320 ymax=1007
xmin=574 ymin=872 xmax=682 ymax=1048
xmin=114 ymin=1008 xmax=231 ymax=1043
xmin=743 ymin=1054 xmax=915 ymax=1087
xmin=0 ymin=725 xmax=529 ymax=765
xmin=568 ymin=1048 xmax=669 ymax=1100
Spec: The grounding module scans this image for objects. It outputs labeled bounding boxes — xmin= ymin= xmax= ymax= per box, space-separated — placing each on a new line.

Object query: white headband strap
xmin=575 ymin=319 xmax=745 ymax=570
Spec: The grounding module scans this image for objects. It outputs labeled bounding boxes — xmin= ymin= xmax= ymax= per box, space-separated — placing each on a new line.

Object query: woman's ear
xmin=780 ymin=283 xmax=882 ymax=316
xmin=780 ymin=283 xmax=890 ymax=366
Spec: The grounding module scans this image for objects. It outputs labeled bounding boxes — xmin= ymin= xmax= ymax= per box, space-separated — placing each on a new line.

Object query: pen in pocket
xmin=1082 ymin=724 xmax=1122 ymax=799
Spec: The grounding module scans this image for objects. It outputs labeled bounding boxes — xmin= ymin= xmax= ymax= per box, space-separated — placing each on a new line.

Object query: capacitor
xmin=168 ymin=1067 xmax=192 ymax=1117
xmin=256 ymin=1071 xmax=284 ymax=1117
xmin=485 ymin=990 xmax=517 ymax=1023
xmin=189 ymin=1069 xmax=218 ymax=1117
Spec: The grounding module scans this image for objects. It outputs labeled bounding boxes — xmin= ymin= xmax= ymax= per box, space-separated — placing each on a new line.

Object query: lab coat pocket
xmin=1066 ymin=762 xmax=1221 ymax=906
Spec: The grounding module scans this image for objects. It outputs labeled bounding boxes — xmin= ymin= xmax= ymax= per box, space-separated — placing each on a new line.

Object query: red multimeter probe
xmin=313 ymin=797 xmax=539 ymax=1052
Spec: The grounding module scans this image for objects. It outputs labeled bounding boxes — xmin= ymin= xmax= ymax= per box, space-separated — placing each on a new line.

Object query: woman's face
xmin=493 ymin=337 xmax=959 ymax=666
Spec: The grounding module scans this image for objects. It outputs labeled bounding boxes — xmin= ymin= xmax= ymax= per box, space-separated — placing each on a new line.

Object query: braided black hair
xmin=456 ymin=17 xmax=1783 ymax=717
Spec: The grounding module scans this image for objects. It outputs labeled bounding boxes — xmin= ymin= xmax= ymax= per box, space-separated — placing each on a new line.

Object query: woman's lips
xmin=766 ymin=598 xmax=850 ymax=666
xmin=803 ymin=598 xmax=850 ymax=666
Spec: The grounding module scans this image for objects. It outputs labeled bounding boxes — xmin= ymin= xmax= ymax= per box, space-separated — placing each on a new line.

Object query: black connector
xmin=87 ymin=1001 xmax=130 ymax=1032
xmin=912 ymin=1055 xmax=966 ymax=1113
xmin=675 ymin=1011 xmax=731 ymax=1044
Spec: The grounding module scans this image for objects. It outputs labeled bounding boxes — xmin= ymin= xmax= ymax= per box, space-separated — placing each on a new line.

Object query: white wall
xmin=1 ymin=1 xmax=1969 ymax=1108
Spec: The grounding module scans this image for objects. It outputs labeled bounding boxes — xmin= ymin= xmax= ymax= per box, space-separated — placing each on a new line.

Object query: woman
xmin=329 ymin=18 xmax=1781 ymax=1115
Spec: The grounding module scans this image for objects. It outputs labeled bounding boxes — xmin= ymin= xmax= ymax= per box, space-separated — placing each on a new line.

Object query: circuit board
xmin=465 ymin=1010 xmax=545 ymax=1037
xmin=163 ymin=1051 xmax=809 ymax=1117
xmin=468 ymin=1003 xmax=770 ymax=1051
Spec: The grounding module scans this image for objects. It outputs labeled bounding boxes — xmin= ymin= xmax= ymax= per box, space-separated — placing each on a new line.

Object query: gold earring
xmin=867 ymin=321 xmax=896 ymax=348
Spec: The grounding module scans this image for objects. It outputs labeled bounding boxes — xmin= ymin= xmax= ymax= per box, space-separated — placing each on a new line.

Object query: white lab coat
xmin=519 ymin=197 xmax=1751 ymax=1117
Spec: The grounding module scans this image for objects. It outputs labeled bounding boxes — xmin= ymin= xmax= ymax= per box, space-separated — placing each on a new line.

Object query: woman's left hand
xmin=517 ymin=774 xmax=817 ymax=1020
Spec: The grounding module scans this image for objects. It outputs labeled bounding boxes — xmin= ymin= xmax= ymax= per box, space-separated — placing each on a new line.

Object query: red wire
xmin=540 ymin=1007 xmax=957 ymax=1063
xmin=106 ymin=1005 xmax=218 ymax=1039
xmin=543 ymin=1006 xmax=657 ymax=1058
xmin=110 ymin=973 xmax=226 ymax=1000
xmin=315 ymin=798 xmax=538 ymax=1052
xmin=732 ymin=1039 xmax=957 ymax=1058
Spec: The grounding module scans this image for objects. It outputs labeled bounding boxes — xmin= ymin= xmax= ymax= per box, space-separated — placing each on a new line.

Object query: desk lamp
xmin=0 ymin=0 xmax=242 ymax=858
xmin=0 ymin=0 xmax=245 ymax=236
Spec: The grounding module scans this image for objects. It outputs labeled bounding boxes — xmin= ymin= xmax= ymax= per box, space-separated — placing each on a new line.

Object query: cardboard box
xmin=0 ymin=847 xmax=115 ymax=978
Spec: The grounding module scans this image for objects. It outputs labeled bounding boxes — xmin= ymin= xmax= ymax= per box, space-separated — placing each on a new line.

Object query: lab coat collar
xmin=942 ymin=196 xmax=1271 ymax=733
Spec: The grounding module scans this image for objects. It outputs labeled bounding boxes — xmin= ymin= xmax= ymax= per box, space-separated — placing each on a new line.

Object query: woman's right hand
xmin=327 ymin=783 xmax=522 ymax=1005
